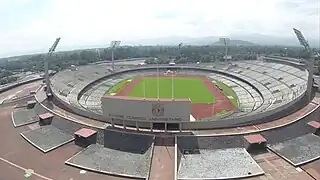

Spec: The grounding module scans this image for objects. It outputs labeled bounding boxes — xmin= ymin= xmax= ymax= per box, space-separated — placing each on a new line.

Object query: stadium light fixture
xmin=220 ymin=37 xmax=230 ymax=61
xmin=293 ymin=28 xmax=314 ymax=101
xmin=177 ymin=43 xmax=184 ymax=63
xmin=96 ymin=49 xmax=102 ymax=61
xmin=44 ymin=37 xmax=61 ymax=94
xmin=178 ymin=43 xmax=183 ymax=50
xmin=293 ymin=28 xmax=311 ymax=52
xmin=110 ymin=40 xmax=121 ymax=71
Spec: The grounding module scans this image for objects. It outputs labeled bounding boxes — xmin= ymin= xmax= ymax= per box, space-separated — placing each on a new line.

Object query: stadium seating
xmin=50 ymin=60 xmax=308 ymax=120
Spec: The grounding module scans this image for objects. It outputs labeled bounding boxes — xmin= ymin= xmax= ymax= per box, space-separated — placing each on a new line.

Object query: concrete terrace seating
xmin=227 ymin=61 xmax=307 ymax=112
xmin=50 ymin=60 xmax=308 ymax=121
xmin=78 ymin=69 xmax=166 ymax=113
xmin=78 ymin=73 xmax=138 ymax=113
xmin=50 ymin=64 xmax=113 ymax=109
xmin=207 ymin=73 xmax=262 ymax=114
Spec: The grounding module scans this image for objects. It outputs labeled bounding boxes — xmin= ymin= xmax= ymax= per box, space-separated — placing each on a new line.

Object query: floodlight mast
xmin=220 ymin=38 xmax=230 ymax=61
xmin=293 ymin=28 xmax=314 ymax=101
xmin=96 ymin=49 xmax=101 ymax=61
xmin=110 ymin=40 xmax=121 ymax=71
xmin=44 ymin=37 xmax=61 ymax=94
xmin=177 ymin=43 xmax=183 ymax=63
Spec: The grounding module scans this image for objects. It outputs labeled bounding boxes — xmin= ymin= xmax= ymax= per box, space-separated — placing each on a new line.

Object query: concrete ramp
xmin=65 ymin=144 xmax=153 ymax=179
xmin=12 ymin=108 xmax=38 ymax=127
xmin=21 ymin=125 xmax=74 ymax=153
xmin=148 ymin=137 xmax=175 ymax=180
xmin=268 ymin=134 xmax=320 ymax=166
xmin=177 ymin=148 xmax=264 ymax=179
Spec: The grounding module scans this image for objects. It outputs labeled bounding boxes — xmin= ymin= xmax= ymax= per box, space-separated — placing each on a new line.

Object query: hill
xmin=212 ymin=39 xmax=256 ymax=46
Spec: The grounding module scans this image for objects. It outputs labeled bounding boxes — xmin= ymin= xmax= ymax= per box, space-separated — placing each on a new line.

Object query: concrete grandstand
xmin=0 ymin=56 xmax=319 ymax=180
xmin=49 ymin=58 xmax=308 ymax=130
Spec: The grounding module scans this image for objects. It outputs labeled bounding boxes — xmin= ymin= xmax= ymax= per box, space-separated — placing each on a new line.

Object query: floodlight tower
xmin=96 ymin=49 xmax=102 ymax=61
xmin=220 ymin=38 xmax=230 ymax=61
xmin=293 ymin=28 xmax=314 ymax=101
xmin=177 ymin=42 xmax=183 ymax=63
xmin=110 ymin=40 xmax=121 ymax=71
xmin=44 ymin=37 xmax=61 ymax=94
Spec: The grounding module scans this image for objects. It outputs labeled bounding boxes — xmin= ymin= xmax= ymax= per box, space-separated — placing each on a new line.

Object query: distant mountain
xmin=122 ymin=36 xmax=220 ymax=46
xmin=1 ymin=33 xmax=319 ymax=58
xmin=122 ymin=34 xmax=319 ymax=47
xmin=212 ymin=39 xmax=256 ymax=46
xmin=230 ymin=34 xmax=320 ymax=48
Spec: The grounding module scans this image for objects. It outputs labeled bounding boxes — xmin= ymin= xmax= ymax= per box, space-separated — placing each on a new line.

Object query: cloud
xmin=0 ymin=0 xmax=319 ymax=57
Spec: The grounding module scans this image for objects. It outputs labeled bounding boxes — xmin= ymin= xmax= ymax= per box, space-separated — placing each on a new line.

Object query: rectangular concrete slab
xmin=177 ymin=148 xmax=264 ymax=179
xmin=65 ymin=144 xmax=152 ymax=179
xmin=21 ymin=125 xmax=74 ymax=153
xmin=12 ymin=108 xmax=38 ymax=127
xmin=268 ymin=134 xmax=320 ymax=166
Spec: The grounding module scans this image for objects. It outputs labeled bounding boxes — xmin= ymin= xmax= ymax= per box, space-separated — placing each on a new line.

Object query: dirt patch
xmin=115 ymin=76 xmax=143 ymax=96
xmin=115 ymin=74 xmax=237 ymax=119
xmin=194 ymin=76 xmax=237 ymax=118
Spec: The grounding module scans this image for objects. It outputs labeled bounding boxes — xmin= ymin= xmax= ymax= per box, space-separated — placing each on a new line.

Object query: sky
xmin=0 ymin=0 xmax=319 ymax=57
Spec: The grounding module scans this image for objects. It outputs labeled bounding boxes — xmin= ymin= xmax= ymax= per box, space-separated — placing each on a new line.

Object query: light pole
xmin=110 ymin=40 xmax=121 ymax=71
xmin=96 ymin=49 xmax=102 ymax=61
xmin=293 ymin=28 xmax=315 ymax=101
xmin=44 ymin=37 xmax=61 ymax=95
xmin=220 ymin=38 xmax=230 ymax=61
xmin=177 ymin=42 xmax=183 ymax=63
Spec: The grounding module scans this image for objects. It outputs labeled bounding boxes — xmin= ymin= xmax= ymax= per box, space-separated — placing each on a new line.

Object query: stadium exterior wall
xmin=50 ymin=65 xmax=308 ymax=130
xmin=101 ymin=96 xmax=191 ymax=122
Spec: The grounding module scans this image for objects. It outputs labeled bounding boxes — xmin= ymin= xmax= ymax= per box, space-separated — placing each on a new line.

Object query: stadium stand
xmin=49 ymin=59 xmax=308 ymax=128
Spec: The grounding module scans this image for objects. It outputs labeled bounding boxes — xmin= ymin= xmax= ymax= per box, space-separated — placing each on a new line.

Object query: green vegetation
xmin=127 ymin=77 xmax=215 ymax=103
xmin=1 ymin=45 xmax=271 ymax=72
xmin=1 ymin=44 xmax=317 ymax=75
xmin=106 ymin=78 xmax=132 ymax=95
xmin=211 ymin=79 xmax=240 ymax=107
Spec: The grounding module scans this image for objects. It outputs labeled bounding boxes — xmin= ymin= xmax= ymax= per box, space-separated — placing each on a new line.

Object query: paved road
xmin=149 ymin=137 xmax=175 ymax=180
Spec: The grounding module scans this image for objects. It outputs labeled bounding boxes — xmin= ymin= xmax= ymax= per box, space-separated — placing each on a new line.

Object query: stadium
xmin=49 ymin=59 xmax=311 ymax=131
xmin=0 ymin=52 xmax=318 ymax=180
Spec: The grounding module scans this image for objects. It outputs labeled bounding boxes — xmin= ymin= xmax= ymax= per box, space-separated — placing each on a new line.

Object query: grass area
xmin=106 ymin=78 xmax=132 ymax=95
xmin=127 ymin=77 xmax=215 ymax=103
xmin=211 ymin=79 xmax=240 ymax=108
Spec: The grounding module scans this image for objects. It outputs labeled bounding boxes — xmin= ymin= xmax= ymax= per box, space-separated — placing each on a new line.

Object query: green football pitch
xmin=127 ymin=77 xmax=215 ymax=103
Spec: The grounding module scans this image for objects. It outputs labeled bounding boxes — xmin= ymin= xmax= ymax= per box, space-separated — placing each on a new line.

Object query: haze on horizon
xmin=0 ymin=0 xmax=319 ymax=58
